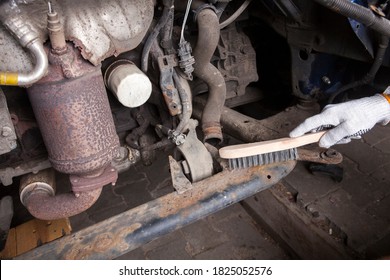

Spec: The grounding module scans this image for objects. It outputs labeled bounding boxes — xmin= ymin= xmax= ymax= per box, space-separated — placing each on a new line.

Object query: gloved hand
xmin=289 ymin=94 xmax=390 ymax=148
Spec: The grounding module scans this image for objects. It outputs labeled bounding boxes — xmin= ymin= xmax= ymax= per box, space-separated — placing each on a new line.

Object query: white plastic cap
xmin=105 ymin=61 xmax=152 ymax=108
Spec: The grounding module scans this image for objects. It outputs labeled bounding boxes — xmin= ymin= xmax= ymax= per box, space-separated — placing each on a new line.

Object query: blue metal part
xmin=299 ymin=53 xmax=346 ymax=96
xmin=348 ymin=0 xmax=374 ymax=57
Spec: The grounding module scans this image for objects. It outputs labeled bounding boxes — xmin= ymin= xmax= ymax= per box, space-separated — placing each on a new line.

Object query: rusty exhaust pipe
xmin=25 ymin=42 xmax=120 ymax=220
xmin=20 ymin=169 xmax=107 ymax=221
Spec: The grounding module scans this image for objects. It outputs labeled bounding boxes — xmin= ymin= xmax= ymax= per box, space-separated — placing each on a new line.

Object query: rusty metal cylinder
xmin=27 ymin=46 xmax=119 ymax=176
xmin=19 ymin=168 xmax=104 ymax=221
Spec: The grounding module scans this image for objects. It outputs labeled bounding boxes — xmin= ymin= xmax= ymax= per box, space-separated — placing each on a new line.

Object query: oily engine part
xmin=0 ymin=0 xmax=155 ymax=72
xmin=27 ymin=44 xmax=120 ymax=177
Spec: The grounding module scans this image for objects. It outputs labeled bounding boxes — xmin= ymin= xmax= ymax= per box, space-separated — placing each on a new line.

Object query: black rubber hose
xmin=193 ymin=8 xmax=226 ymax=144
xmin=141 ymin=3 xmax=172 ymax=73
xmin=161 ymin=7 xmax=175 ymax=54
xmin=313 ymin=0 xmax=390 ymax=37
xmin=328 ymin=34 xmax=389 ymax=103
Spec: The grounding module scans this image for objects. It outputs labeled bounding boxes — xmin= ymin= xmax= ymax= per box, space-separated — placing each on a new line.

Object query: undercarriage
xmin=0 ymin=0 xmax=389 ymax=259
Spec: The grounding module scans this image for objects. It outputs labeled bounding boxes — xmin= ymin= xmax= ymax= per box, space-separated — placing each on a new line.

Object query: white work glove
xmin=289 ymin=94 xmax=390 ymax=148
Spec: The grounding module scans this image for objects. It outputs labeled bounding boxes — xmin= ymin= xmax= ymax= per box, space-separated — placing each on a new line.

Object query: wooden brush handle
xmin=219 ymin=131 xmax=326 ymax=159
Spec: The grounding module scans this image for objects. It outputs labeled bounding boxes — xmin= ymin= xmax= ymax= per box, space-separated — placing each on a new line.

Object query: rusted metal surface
xmin=16 ymin=160 xmax=296 ymax=259
xmin=297 ymin=147 xmax=343 ymax=165
xmin=25 ymin=188 xmax=102 ymax=221
xmin=111 ymin=146 xmax=141 ymax=174
xmin=0 ymin=0 xmax=155 ymax=71
xmin=19 ymin=168 xmax=104 ymax=221
xmin=70 ymin=165 xmax=118 ymax=192
xmin=19 ymin=168 xmax=56 ymax=205
xmin=27 ymin=45 xmax=119 ymax=176
xmin=156 ymin=54 xmax=182 ymax=116
xmin=195 ymin=101 xmax=343 ymax=167
xmin=193 ymin=8 xmax=226 ymax=143
xmin=194 ymin=101 xmax=321 ymax=144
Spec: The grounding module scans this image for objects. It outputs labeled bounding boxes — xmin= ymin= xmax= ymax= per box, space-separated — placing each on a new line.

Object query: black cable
xmin=141 ymin=2 xmax=173 ymax=73
xmin=328 ymin=34 xmax=389 ymax=103
xmin=314 ymin=0 xmax=390 ymax=37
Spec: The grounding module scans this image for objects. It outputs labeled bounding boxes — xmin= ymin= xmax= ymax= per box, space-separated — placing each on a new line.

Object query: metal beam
xmin=17 ymin=161 xmax=295 ymax=259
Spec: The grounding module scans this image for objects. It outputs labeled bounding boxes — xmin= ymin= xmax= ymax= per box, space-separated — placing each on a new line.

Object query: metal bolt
xmin=2 ymin=126 xmax=12 ymax=137
xmin=321 ymin=76 xmax=331 ymax=85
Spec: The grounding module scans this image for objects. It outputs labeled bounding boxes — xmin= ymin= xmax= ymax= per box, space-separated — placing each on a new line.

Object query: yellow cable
xmin=0 ymin=72 xmax=18 ymax=86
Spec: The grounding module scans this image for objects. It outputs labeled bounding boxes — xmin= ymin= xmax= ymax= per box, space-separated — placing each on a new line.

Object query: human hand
xmin=289 ymin=94 xmax=390 ymax=148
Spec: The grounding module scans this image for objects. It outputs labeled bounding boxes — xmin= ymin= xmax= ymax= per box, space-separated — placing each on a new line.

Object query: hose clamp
xmin=193 ymin=4 xmax=218 ymax=22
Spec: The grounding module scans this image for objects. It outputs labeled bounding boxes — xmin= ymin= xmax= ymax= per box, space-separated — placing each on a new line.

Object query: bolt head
xmin=321 ymin=76 xmax=331 ymax=85
xmin=2 ymin=126 xmax=12 ymax=137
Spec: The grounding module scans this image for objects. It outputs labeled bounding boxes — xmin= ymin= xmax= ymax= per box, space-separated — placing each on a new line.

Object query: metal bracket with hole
xmin=297 ymin=147 xmax=343 ymax=165
xmin=169 ymin=156 xmax=193 ymax=194
xmin=157 ymin=55 xmax=182 ymax=116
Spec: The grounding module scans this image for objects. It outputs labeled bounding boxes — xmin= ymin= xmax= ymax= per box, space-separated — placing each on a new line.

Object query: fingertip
xmin=319 ymin=134 xmax=332 ymax=149
xmin=318 ymin=141 xmax=330 ymax=149
xmin=289 ymin=130 xmax=303 ymax=138
xmin=289 ymin=124 xmax=308 ymax=138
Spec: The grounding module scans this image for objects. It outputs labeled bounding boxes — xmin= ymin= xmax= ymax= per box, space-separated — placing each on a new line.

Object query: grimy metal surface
xmin=0 ymin=0 xmax=155 ymax=71
xmin=0 ymin=88 xmax=17 ymax=155
xmin=17 ymin=160 xmax=295 ymax=259
xmin=193 ymin=99 xmax=320 ymax=144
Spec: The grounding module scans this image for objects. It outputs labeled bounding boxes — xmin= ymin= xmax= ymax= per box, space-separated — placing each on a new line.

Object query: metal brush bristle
xmin=228 ymin=148 xmax=298 ymax=169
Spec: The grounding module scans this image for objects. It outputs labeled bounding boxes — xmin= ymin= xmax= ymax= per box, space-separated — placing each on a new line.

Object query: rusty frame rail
xmin=16 ymin=161 xmax=295 ymax=259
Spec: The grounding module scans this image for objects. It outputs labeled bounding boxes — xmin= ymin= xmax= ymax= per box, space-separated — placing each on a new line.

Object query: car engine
xmin=0 ymin=0 xmax=389 ymax=258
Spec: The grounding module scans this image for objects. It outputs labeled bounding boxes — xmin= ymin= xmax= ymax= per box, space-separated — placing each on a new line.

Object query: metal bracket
xmin=175 ymin=119 xmax=214 ymax=182
xmin=158 ymin=55 xmax=182 ymax=116
xmin=297 ymin=147 xmax=343 ymax=165
xmin=168 ymin=130 xmax=186 ymax=146
xmin=169 ymin=156 xmax=193 ymax=194
xmin=0 ymin=158 xmax=51 ymax=186
xmin=70 ymin=165 xmax=118 ymax=192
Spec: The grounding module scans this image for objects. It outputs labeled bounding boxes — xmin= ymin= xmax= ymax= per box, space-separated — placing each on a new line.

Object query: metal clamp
xmin=193 ymin=4 xmax=218 ymax=22
xmin=175 ymin=119 xmax=214 ymax=182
